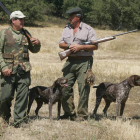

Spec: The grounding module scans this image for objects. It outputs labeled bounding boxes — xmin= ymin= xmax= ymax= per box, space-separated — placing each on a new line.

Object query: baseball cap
xmin=10 ymin=11 xmax=26 ymax=19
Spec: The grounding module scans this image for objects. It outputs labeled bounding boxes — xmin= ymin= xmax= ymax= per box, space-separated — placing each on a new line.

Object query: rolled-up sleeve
xmin=59 ymin=29 xmax=65 ymax=44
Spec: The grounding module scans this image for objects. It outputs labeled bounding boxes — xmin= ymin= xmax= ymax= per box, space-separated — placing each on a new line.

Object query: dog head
xmin=37 ymin=78 xmax=68 ymax=97
xmin=128 ymin=75 xmax=140 ymax=87
xmin=53 ymin=77 xmax=68 ymax=88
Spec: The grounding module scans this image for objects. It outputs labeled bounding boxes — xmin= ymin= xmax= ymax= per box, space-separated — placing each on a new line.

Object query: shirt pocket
xmin=3 ymin=54 xmax=14 ymax=71
xmin=63 ymin=35 xmax=71 ymax=43
xmin=74 ymin=36 xmax=87 ymax=44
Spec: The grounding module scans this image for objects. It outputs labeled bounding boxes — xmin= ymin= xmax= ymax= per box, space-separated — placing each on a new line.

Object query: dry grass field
xmin=0 ymin=25 xmax=140 ymax=140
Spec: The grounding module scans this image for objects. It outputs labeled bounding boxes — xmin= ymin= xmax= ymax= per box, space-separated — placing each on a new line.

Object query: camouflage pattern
xmin=0 ymin=26 xmax=40 ymax=125
xmin=3 ymin=27 xmax=31 ymax=74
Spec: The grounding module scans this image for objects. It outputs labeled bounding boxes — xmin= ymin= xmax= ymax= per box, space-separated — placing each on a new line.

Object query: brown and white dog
xmin=27 ymin=77 xmax=68 ymax=120
xmin=93 ymin=75 xmax=140 ymax=118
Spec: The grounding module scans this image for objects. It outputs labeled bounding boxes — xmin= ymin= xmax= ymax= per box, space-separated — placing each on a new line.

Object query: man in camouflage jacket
xmin=0 ymin=11 xmax=41 ymax=127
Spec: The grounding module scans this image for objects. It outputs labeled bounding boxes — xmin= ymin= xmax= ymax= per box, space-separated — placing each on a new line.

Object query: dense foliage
xmin=0 ymin=0 xmax=140 ymax=30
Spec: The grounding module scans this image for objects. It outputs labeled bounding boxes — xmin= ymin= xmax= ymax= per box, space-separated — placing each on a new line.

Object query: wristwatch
xmin=67 ymin=43 xmax=71 ymax=49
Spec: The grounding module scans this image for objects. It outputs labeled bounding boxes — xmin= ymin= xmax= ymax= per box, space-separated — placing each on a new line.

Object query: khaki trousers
xmin=0 ymin=72 xmax=31 ymax=124
xmin=62 ymin=59 xmax=91 ymax=118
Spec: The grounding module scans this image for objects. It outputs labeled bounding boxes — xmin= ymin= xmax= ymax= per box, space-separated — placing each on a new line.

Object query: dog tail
xmin=93 ymin=86 xmax=99 ymax=88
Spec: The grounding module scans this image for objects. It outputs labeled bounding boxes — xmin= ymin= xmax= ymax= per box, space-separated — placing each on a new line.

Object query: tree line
xmin=0 ymin=0 xmax=140 ymax=30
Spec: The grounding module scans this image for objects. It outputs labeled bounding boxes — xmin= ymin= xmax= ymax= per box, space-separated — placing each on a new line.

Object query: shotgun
xmin=58 ymin=29 xmax=138 ymax=61
xmin=0 ymin=1 xmax=32 ymax=39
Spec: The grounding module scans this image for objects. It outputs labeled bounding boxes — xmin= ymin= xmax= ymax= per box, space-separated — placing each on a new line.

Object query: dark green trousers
xmin=0 ymin=72 xmax=31 ymax=124
xmin=62 ymin=59 xmax=90 ymax=118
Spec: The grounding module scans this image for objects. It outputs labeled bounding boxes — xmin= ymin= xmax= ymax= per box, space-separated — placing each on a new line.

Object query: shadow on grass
xmin=132 ymin=115 xmax=140 ymax=120
xmin=90 ymin=114 xmax=117 ymax=121
xmin=90 ymin=113 xmax=135 ymax=122
xmin=28 ymin=115 xmax=48 ymax=120
xmin=28 ymin=114 xmax=140 ymax=123
xmin=28 ymin=115 xmax=59 ymax=121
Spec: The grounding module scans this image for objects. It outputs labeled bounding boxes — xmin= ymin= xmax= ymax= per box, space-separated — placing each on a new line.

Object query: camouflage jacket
xmin=0 ymin=26 xmax=41 ymax=73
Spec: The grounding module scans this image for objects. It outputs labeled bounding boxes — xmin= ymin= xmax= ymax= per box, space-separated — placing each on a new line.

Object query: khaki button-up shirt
xmin=59 ymin=22 xmax=97 ymax=56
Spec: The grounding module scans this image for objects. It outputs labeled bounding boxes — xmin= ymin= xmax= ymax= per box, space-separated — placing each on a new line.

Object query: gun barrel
xmin=114 ymin=29 xmax=138 ymax=37
xmin=91 ymin=36 xmax=115 ymax=44
xmin=0 ymin=2 xmax=10 ymax=16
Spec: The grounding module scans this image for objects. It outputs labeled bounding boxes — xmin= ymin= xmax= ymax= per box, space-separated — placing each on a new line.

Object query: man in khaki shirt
xmin=59 ymin=7 xmax=98 ymax=121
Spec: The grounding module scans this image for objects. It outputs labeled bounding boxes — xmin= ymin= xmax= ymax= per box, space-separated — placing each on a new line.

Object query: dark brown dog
xmin=93 ymin=75 xmax=140 ymax=118
xmin=27 ymin=77 xmax=68 ymax=120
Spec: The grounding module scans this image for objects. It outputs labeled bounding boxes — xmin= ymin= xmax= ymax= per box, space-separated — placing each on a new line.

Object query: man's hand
xmin=2 ymin=68 xmax=11 ymax=76
xmin=30 ymin=37 xmax=40 ymax=46
xmin=69 ymin=44 xmax=82 ymax=53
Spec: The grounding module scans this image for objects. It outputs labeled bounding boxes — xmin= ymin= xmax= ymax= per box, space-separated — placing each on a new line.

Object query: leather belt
xmin=68 ymin=56 xmax=92 ymax=60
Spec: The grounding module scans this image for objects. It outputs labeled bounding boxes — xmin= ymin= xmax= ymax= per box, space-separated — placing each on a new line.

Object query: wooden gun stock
xmin=25 ymin=31 xmax=32 ymax=39
xmin=58 ymin=49 xmax=72 ymax=61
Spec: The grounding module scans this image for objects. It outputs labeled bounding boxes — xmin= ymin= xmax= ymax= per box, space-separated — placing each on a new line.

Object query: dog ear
xmin=37 ymin=87 xmax=44 ymax=95
xmin=52 ymin=79 xmax=59 ymax=87
xmin=128 ymin=76 xmax=135 ymax=87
